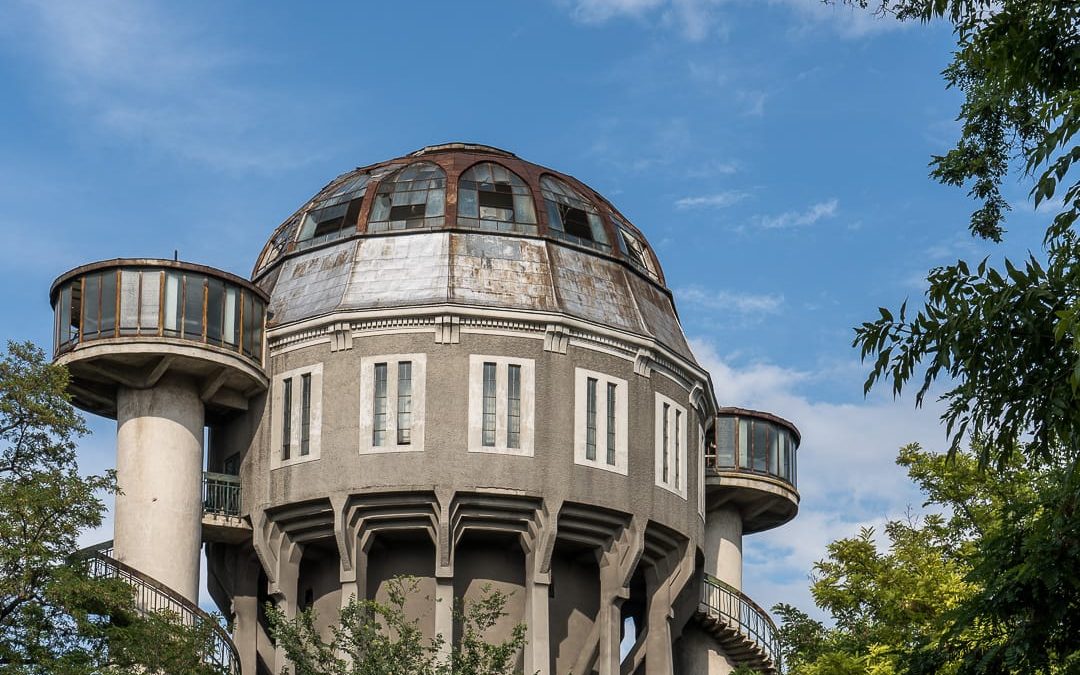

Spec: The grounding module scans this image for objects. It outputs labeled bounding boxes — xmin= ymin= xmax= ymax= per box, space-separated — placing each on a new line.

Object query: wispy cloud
xmin=757 ymin=198 xmax=839 ymax=229
xmin=677 ymin=285 xmax=784 ymax=315
xmin=675 ymin=190 xmax=749 ymax=209
xmin=4 ymin=0 xmax=323 ymax=173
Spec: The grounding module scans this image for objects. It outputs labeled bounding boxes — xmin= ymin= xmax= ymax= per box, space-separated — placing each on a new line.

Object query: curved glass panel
xmin=458 ymin=162 xmax=538 ymax=234
xmin=368 ymin=162 xmax=446 ymax=232
xmin=540 ymin=175 xmax=609 ymax=251
xmin=53 ymin=264 xmax=265 ymax=364
xmin=710 ymin=413 xmax=798 ymax=487
xmin=296 ymin=173 xmax=369 ymax=249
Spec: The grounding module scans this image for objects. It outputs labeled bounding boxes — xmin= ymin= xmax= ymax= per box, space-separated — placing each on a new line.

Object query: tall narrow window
xmin=606 ymin=383 xmax=617 ymax=466
xmin=282 ymin=378 xmax=293 ymax=460
xmin=373 ymin=363 xmax=388 ymax=446
xmin=507 ymin=364 xmax=521 ymax=449
xmin=662 ymin=403 xmax=670 ymax=483
xmin=674 ymin=410 xmax=682 ymax=488
xmin=482 ymin=362 xmax=497 ymax=447
xmin=300 ymin=374 xmax=311 ymax=456
xmin=397 ymin=361 xmax=413 ymax=445
xmin=585 ymin=377 xmax=598 ymax=461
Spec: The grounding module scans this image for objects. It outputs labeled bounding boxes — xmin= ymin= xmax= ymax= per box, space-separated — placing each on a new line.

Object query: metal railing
xmin=700 ymin=573 xmax=782 ymax=671
xmin=76 ymin=541 xmax=240 ymax=674
xmin=204 ymin=472 xmax=242 ymax=517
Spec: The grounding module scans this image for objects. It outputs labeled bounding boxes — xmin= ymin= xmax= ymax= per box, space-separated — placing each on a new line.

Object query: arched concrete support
xmin=705 ymin=507 xmax=743 ymax=590
xmin=114 ymin=376 xmax=204 ymax=603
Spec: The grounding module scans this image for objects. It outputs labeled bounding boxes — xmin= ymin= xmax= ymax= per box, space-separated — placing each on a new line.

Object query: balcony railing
xmin=204 ymin=472 xmax=242 ymax=517
xmin=701 ymin=573 xmax=782 ymax=671
xmin=51 ymin=260 xmax=267 ymax=365
xmin=76 ymin=541 xmax=240 ymax=674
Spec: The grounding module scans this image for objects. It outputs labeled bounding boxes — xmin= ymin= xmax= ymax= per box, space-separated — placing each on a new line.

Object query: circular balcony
xmin=50 ymin=259 xmax=269 ymax=419
xmin=705 ymin=407 xmax=800 ymax=533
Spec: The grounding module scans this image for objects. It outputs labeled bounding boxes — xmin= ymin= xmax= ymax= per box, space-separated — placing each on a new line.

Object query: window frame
xmin=457 ymin=162 xmax=539 ymax=234
xmin=574 ymin=368 xmax=629 ymax=475
xmin=654 ymin=392 xmax=688 ymax=498
xmin=359 ymin=354 xmax=427 ymax=454
xmin=271 ymin=363 xmax=323 ymax=469
xmin=468 ymin=355 xmax=535 ymax=456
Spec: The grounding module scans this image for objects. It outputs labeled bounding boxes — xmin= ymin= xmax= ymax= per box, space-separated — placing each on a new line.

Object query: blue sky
xmin=0 ymin=0 xmax=1055 ymax=618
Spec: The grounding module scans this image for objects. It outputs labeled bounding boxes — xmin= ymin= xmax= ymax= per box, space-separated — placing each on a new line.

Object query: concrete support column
xmin=434 ymin=572 xmax=455 ymax=664
xmin=596 ymin=594 xmax=625 ymax=675
xmin=230 ymin=558 xmax=261 ymax=675
xmin=644 ymin=567 xmax=675 ymax=675
xmin=523 ymin=572 xmax=550 ymax=675
xmin=272 ymin=547 xmax=301 ymax=675
xmin=705 ymin=507 xmax=743 ymax=590
xmin=115 ymin=376 xmax=204 ymax=603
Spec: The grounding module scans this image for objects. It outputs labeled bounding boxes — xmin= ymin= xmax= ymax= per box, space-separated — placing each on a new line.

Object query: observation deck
xmin=49 ymin=259 xmax=269 ymax=419
xmin=705 ymin=407 xmax=800 ymax=533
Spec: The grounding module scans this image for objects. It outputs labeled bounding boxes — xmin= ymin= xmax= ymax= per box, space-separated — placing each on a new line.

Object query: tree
xmin=0 ymin=340 xmax=228 ymax=673
xmin=267 ymin=576 xmax=529 ymax=675
xmin=775 ymin=443 xmax=1054 ymax=674
xmin=846 ymin=0 xmax=1080 ymax=467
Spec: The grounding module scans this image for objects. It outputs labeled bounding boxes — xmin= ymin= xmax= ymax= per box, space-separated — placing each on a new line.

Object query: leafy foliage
xmin=0 ymin=340 xmax=229 ymax=673
xmin=845 ymin=0 xmax=1080 ymax=466
xmin=268 ymin=576 xmax=529 ymax=675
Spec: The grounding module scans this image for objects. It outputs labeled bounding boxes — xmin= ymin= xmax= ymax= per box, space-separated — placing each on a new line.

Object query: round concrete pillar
xmin=115 ymin=376 xmax=204 ymax=603
xmin=705 ymin=507 xmax=743 ymax=589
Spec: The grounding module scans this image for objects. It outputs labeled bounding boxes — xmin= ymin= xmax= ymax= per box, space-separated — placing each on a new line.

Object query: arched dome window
xmin=296 ymin=172 xmax=369 ymax=249
xmin=457 ymin=162 xmax=537 ymax=234
xmin=612 ymin=214 xmax=659 ymax=280
xmin=540 ymin=176 xmax=609 ymax=250
xmin=368 ymin=162 xmax=446 ymax=232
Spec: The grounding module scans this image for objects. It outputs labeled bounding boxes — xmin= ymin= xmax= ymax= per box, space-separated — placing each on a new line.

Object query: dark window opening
xmin=560 ymin=204 xmax=594 ymax=240
xmin=479 ymin=185 xmax=515 ymax=215
xmin=388 ymin=203 xmax=427 ymax=222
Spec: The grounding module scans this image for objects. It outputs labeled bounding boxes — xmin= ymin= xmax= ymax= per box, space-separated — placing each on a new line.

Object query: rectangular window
xmin=506 ymin=364 xmax=521 ymax=449
xmin=662 ymin=403 xmax=670 ymax=483
xmin=753 ymin=421 xmax=769 ymax=472
xmin=397 ymin=361 xmax=412 ymax=445
xmin=585 ymin=377 xmax=598 ymax=461
xmin=738 ymin=419 xmax=750 ymax=469
xmin=282 ymin=378 xmax=292 ymax=460
xmin=716 ymin=417 xmax=735 ymax=468
xmin=675 ymin=409 xmax=682 ymax=488
xmin=182 ymin=274 xmax=204 ymax=341
xmin=373 ymin=363 xmax=388 ymax=446
xmin=606 ymin=382 xmax=617 ymax=466
xmin=300 ymin=374 xmax=311 ymax=456
xmin=482 ymin=362 xmax=497 ymax=447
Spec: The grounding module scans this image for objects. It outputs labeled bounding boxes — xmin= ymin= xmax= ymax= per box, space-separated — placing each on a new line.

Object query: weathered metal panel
xmin=547 ymin=245 xmax=642 ymax=333
xmin=625 ymin=272 xmax=695 ymax=361
xmin=449 ymin=234 xmax=557 ymax=312
xmin=342 ymin=233 xmax=450 ymax=309
xmin=268 ymin=241 xmax=357 ymax=325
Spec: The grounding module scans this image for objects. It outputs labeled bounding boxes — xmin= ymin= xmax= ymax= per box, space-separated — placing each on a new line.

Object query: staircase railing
xmin=203 ymin=471 xmax=242 ymax=517
xmin=77 ymin=541 xmax=240 ymax=674
xmin=700 ymin=573 xmax=782 ymax=671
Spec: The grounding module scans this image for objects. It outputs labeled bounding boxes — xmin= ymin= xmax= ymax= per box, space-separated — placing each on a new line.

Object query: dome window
xmin=368 ymin=162 xmax=446 ymax=232
xmin=296 ymin=173 xmax=369 ymax=250
xmin=540 ymin=176 xmax=609 ymax=250
xmin=458 ymin=162 xmax=537 ymax=234
xmin=613 ymin=216 xmax=659 ymax=280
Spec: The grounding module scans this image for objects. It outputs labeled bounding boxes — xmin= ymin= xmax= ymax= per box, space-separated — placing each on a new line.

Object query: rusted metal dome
xmin=253 ymin=143 xmax=695 ymax=361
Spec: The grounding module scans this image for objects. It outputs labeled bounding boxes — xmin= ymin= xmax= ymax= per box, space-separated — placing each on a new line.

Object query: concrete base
xmin=676 ymin=623 xmax=739 ymax=674
xmin=115 ymin=376 xmax=204 ymax=602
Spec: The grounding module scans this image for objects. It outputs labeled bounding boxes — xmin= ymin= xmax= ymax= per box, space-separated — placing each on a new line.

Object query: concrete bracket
xmin=329 ymin=322 xmax=354 ymax=352
xmin=634 ymin=348 xmax=654 ymax=378
xmin=543 ymin=324 xmax=569 ymax=354
xmin=434 ymin=315 xmax=460 ymax=344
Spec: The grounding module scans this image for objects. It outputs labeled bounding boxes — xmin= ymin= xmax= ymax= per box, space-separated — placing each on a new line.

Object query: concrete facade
xmin=51 ymin=143 xmax=801 ymax=674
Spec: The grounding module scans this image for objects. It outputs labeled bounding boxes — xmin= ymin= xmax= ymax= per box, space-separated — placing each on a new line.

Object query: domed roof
xmin=254 ymin=143 xmax=695 ymax=362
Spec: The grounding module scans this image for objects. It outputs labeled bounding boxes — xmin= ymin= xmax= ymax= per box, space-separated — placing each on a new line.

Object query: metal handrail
xmin=204 ymin=471 xmax=242 ymax=517
xmin=700 ymin=573 xmax=782 ymax=671
xmin=75 ymin=541 xmax=240 ymax=674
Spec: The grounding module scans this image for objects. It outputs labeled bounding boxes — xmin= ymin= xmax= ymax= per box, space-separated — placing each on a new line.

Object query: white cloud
xmin=4 ymin=0 xmax=321 ymax=173
xmin=757 ymin=198 xmax=838 ymax=229
xmin=677 ymin=286 xmax=784 ymax=315
xmin=689 ymin=338 xmax=949 ymax=620
xmin=675 ymin=190 xmax=749 ymax=209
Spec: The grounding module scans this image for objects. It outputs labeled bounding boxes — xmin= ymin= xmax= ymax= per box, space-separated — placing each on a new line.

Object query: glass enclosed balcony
xmin=708 ymin=407 xmax=799 ymax=488
xmin=51 ymin=260 xmax=266 ymax=365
